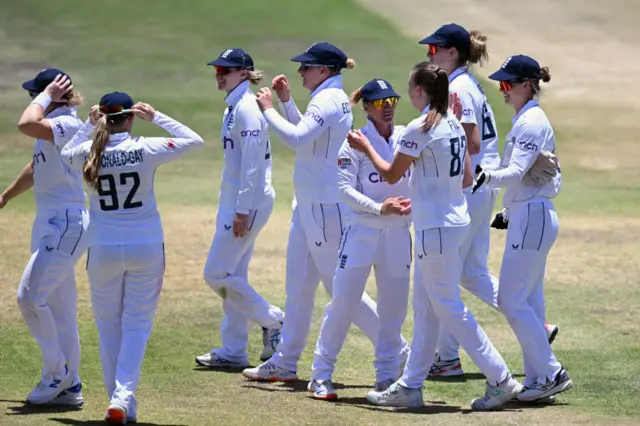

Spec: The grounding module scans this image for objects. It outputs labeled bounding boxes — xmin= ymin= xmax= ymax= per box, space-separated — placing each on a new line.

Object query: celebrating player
xmin=1 ymin=69 xmax=88 ymax=406
xmin=421 ymin=24 xmax=560 ymax=376
xmin=196 ymin=48 xmax=284 ymax=369
xmin=243 ymin=43 xmax=388 ymax=381
xmin=349 ymin=62 xmax=521 ymax=411
xmin=308 ymin=79 xmax=411 ymax=400
xmin=60 ymin=93 xmax=204 ymax=424
xmin=472 ymin=55 xmax=572 ymax=403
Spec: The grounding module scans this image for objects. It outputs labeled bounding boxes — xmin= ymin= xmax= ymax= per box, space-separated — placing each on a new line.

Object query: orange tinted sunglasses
xmin=99 ymin=105 xmax=131 ymax=116
xmin=371 ymin=97 xmax=399 ymax=110
xmin=215 ymin=66 xmax=239 ymax=75
xmin=427 ymin=44 xmax=442 ymax=56
xmin=499 ymin=80 xmax=526 ymax=92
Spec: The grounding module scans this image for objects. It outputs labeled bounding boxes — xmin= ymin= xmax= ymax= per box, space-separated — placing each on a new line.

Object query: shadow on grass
xmin=335 ymin=396 xmax=467 ymax=415
xmin=241 ymin=380 xmax=371 ymax=393
xmin=426 ymin=372 xmax=487 ymax=383
xmin=49 ymin=419 xmax=187 ymax=426
xmin=1 ymin=400 xmax=82 ymax=416
xmin=192 ymin=366 xmax=247 ymax=374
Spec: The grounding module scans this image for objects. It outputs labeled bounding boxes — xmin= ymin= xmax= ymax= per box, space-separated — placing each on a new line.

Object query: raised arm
xmin=347 ymin=129 xmax=414 ymax=185
xmin=272 ymin=74 xmax=302 ymax=124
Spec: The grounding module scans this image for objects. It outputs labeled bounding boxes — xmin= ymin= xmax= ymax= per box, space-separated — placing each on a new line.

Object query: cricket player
xmin=349 ymin=62 xmax=522 ymax=411
xmin=243 ymin=42 xmax=384 ymax=381
xmin=60 ymin=93 xmax=204 ymax=424
xmin=472 ymin=54 xmax=572 ymax=403
xmin=1 ymin=69 xmax=88 ymax=406
xmin=197 ymin=48 xmax=284 ymax=368
xmin=309 ymin=79 xmax=411 ymax=400
xmin=421 ymin=24 xmax=560 ymax=375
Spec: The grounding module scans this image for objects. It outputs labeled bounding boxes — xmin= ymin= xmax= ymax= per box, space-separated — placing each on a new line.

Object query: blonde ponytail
xmin=540 ymin=67 xmax=551 ymax=83
xmin=345 ymin=58 xmax=356 ymax=70
xmin=83 ymin=116 xmax=109 ymax=190
xmin=531 ymin=66 xmax=551 ymax=97
xmin=466 ymin=30 xmax=489 ymax=66
xmin=247 ymin=69 xmax=264 ymax=85
xmin=350 ymin=86 xmax=364 ymax=106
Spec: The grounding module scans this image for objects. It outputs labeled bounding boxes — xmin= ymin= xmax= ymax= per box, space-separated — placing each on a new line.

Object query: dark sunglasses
xmin=298 ymin=63 xmax=325 ymax=71
xmin=215 ymin=66 xmax=240 ymax=75
xmin=369 ymin=97 xmax=399 ymax=110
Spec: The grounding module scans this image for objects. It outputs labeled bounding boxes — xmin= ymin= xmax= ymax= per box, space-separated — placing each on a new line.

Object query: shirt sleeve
xmin=143 ymin=111 xmax=204 ymax=165
xmin=47 ymin=115 xmax=81 ymax=147
xmin=59 ymin=119 xmax=96 ymax=170
xmin=488 ymin=121 xmax=541 ymax=188
xmin=396 ymin=124 xmax=429 ymax=158
xmin=278 ymin=99 xmax=303 ymax=125
xmin=235 ymin=106 xmax=267 ymax=214
xmin=456 ymin=90 xmax=477 ymax=125
xmin=264 ymin=96 xmax=335 ymax=150
xmin=337 ymin=142 xmax=382 ymax=215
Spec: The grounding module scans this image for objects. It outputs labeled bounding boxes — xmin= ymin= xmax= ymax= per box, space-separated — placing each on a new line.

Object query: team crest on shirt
xmin=55 ymin=122 xmax=65 ymax=138
xmin=167 ymin=140 xmax=175 ymax=149
xmin=337 ymin=157 xmax=352 ymax=169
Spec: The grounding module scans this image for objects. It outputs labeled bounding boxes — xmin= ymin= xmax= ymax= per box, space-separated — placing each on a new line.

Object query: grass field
xmin=1 ymin=0 xmax=639 ymax=425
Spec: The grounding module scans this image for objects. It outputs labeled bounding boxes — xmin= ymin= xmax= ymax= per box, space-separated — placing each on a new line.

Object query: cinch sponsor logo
xmin=368 ymin=169 xmax=411 ymax=183
xmin=463 ymin=108 xmax=472 ymax=116
xmin=223 ymin=136 xmax=234 ymax=150
xmin=305 ymin=110 xmax=324 ymax=126
xmin=399 ymin=139 xmax=418 ymax=150
xmin=240 ymin=129 xmax=261 ymax=137
xmin=517 ymin=140 xmax=538 ymax=152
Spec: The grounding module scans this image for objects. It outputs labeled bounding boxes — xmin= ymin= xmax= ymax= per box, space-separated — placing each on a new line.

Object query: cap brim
xmin=207 ymin=58 xmax=241 ymax=68
xmin=418 ymin=35 xmax=445 ymax=45
xmin=366 ymin=90 xmax=401 ymax=101
xmin=488 ymin=69 xmax=519 ymax=81
xmin=21 ymin=79 xmax=38 ymax=91
xmin=290 ymin=52 xmax=317 ymax=63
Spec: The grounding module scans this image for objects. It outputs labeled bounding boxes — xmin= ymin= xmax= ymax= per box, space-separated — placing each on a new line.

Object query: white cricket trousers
xmin=17 ymin=207 xmax=88 ymax=384
xmin=498 ymin=198 xmax=561 ymax=384
xmin=87 ymin=243 xmax=164 ymax=412
xmin=203 ymin=205 xmax=284 ymax=362
xmin=312 ymin=223 xmax=411 ymax=382
xmin=270 ymin=202 xmax=380 ymax=372
xmin=400 ymin=226 xmax=511 ymax=389
xmin=437 ymin=189 xmax=499 ymax=360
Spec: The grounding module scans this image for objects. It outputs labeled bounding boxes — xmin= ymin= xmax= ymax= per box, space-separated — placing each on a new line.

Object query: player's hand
xmin=43 ymin=74 xmax=73 ymax=103
xmin=472 ymin=165 xmax=491 ymax=194
xmin=131 ymin=102 xmax=156 ymax=121
xmin=0 ymin=195 xmax=7 ymax=209
xmin=256 ymin=88 xmax=274 ymax=112
xmin=271 ymin=75 xmax=291 ymax=102
xmin=233 ymin=213 xmax=250 ymax=238
xmin=491 ymin=210 xmax=509 ymax=230
xmin=381 ymin=196 xmax=411 ymax=216
xmin=525 ymin=150 xmax=558 ymax=186
xmin=449 ymin=92 xmax=463 ymax=120
xmin=347 ymin=130 xmax=372 ymax=154
xmin=89 ymin=105 xmax=100 ymax=125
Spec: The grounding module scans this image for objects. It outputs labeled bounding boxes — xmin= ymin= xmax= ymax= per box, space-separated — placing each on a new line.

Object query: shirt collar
xmin=448 ymin=66 xmax=468 ymax=83
xmin=363 ymin=119 xmax=394 ymax=145
xmin=45 ymin=106 xmax=76 ymax=119
xmin=225 ymin=80 xmax=251 ymax=107
xmin=512 ymin=99 xmax=540 ymax=124
xmin=109 ymin=132 xmax=131 ymax=142
xmin=421 ymin=104 xmax=431 ymax=115
xmin=310 ymin=74 xmax=343 ymax=98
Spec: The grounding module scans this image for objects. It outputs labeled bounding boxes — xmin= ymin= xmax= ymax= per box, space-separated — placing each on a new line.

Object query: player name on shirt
xmin=100 ymin=149 xmax=145 ymax=168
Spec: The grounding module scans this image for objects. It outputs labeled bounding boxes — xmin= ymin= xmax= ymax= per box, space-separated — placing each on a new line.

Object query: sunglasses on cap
xmin=298 ymin=63 xmax=326 ymax=71
xmin=214 ymin=66 xmax=241 ymax=75
xmin=499 ymin=79 xmax=526 ymax=92
xmin=99 ymin=105 xmax=132 ymax=116
xmin=369 ymin=97 xmax=399 ymax=110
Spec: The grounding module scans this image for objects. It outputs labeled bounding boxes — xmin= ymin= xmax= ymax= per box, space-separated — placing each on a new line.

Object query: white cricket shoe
xmin=242 ymin=361 xmax=298 ymax=382
xmin=545 ymin=324 xmax=559 ymax=344
xmin=374 ymin=378 xmax=395 ymax=392
xmin=195 ymin=351 xmax=249 ymax=369
xmin=308 ymin=379 xmax=338 ymax=400
xmin=105 ymin=403 xmax=127 ymax=425
xmin=49 ymin=381 xmax=84 ymax=406
xmin=260 ymin=324 xmax=282 ymax=362
xmin=471 ymin=374 xmax=522 ymax=411
xmin=366 ymin=381 xmax=423 ymax=408
xmin=27 ymin=365 xmax=73 ymax=405
xmin=517 ymin=368 xmax=572 ymax=402
xmin=429 ymin=357 xmax=464 ymax=377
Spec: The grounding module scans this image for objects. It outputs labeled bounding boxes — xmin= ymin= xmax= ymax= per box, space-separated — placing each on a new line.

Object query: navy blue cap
xmin=208 ymin=48 xmax=254 ymax=70
xmin=360 ymin=78 xmax=400 ymax=102
xmin=489 ymin=55 xmax=542 ymax=81
xmin=419 ymin=23 xmax=470 ymax=53
xmin=291 ymin=42 xmax=348 ymax=68
xmin=99 ymin=92 xmax=134 ymax=115
xmin=22 ymin=68 xmax=71 ymax=93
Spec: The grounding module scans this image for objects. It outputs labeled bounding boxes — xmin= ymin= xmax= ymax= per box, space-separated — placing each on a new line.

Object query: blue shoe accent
xmin=66 ymin=382 xmax=82 ymax=393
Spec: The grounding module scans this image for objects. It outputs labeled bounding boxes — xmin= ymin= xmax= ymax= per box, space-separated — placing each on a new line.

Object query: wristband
xmin=31 ymin=93 xmax=52 ymax=111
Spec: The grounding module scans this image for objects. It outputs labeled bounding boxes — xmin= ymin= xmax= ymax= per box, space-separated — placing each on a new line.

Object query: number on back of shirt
xmin=97 ymin=172 xmax=143 ymax=211
xmin=481 ymin=103 xmax=496 ymax=141
xmin=449 ymin=136 xmax=467 ymax=177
